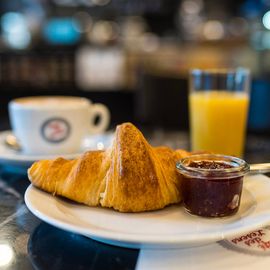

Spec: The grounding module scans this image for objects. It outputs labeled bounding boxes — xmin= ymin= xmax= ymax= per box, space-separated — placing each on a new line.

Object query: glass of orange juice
xmin=189 ymin=68 xmax=250 ymax=157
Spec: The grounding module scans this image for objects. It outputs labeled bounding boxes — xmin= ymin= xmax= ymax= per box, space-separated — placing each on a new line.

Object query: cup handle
xmin=89 ymin=103 xmax=110 ymax=134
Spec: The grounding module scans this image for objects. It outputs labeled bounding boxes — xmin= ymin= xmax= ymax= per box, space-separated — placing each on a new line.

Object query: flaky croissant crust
xmin=28 ymin=123 xmax=190 ymax=212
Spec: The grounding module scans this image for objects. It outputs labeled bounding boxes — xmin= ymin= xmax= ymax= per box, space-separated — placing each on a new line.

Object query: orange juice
xmin=189 ymin=91 xmax=249 ymax=157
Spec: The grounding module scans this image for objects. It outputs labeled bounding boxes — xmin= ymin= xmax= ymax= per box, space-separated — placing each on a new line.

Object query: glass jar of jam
xmin=176 ymin=154 xmax=250 ymax=217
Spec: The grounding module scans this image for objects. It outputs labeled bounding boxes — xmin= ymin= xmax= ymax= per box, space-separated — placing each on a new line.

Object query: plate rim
xmin=24 ymin=175 xmax=270 ymax=248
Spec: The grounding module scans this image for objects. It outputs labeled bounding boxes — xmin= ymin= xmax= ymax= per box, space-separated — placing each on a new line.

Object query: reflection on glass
xmin=0 ymin=244 xmax=14 ymax=267
xmin=97 ymin=142 xmax=104 ymax=150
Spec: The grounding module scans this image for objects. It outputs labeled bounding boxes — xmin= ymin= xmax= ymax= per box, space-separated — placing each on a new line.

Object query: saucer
xmin=0 ymin=130 xmax=114 ymax=168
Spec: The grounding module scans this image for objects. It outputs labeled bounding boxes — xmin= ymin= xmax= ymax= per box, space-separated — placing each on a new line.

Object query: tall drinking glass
xmin=189 ymin=68 xmax=250 ymax=157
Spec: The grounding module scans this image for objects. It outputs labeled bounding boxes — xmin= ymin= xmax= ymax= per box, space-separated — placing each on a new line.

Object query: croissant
xmin=28 ymin=122 xmax=190 ymax=212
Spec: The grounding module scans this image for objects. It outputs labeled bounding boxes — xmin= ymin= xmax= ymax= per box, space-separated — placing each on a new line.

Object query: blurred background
xmin=1 ymin=0 xmax=270 ymax=133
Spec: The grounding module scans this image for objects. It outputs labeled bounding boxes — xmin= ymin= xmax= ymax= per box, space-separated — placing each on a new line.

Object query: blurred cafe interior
xmin=2 ymin=0 xmax=270 ymax=156
xmin=2 ymin=1 xmax=270 ymax=270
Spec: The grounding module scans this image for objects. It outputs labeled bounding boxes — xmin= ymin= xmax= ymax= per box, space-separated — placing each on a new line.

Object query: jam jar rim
xmin=176 ymin=154 xmax=250 ymax=179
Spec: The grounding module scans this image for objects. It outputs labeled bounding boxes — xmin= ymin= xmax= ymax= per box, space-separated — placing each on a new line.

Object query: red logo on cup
xmin=41 ymin=118 xmax=70 ymax=143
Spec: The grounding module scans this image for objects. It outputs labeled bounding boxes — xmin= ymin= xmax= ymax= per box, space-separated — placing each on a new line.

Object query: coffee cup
xmin=8 ymin=96 xmax=110 ymax=155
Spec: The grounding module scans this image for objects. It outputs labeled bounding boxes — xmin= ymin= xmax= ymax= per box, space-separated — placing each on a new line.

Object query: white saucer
xmin=25 ymin=174 xmax=270 ymax=249
xmin=0 ymin=130 xmax=113 ymax=168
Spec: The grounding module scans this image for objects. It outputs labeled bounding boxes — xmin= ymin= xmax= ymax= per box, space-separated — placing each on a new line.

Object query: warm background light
xmin=0 ymin=244 xmax=14 ymax=267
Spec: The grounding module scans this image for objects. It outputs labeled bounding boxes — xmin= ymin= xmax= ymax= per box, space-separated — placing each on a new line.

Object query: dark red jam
xmin=177 ymin=157 xmax=248 ymax=218
xmin=188 ymin=161 xmax=233 ymax=169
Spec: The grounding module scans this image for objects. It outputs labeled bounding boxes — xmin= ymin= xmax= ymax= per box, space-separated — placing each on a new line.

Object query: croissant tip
xmin=27 ymin=168 xmax=32 ymax=182
xmin=27 ymin=161 xmax=37 ymax=183
xmin=116 ymin=122 xmax=135 ymax=129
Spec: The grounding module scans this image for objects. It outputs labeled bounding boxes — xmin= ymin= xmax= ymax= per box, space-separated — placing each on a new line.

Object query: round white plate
xmin=25 ymin=174 xmax=270 ymax=249
xmin=0 ymin=130 xmax=113 ymax=167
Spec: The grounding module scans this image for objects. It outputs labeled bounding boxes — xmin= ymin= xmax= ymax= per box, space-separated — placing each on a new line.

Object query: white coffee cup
xmin=8 ymin=96 xmax=110 ymax=155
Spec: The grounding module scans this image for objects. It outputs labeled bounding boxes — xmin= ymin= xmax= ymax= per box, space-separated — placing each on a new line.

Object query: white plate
xmin=25 ymin=174 xmax=270 ymax=249
xmin=0 ymin=130 xmax=113 ymax=168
